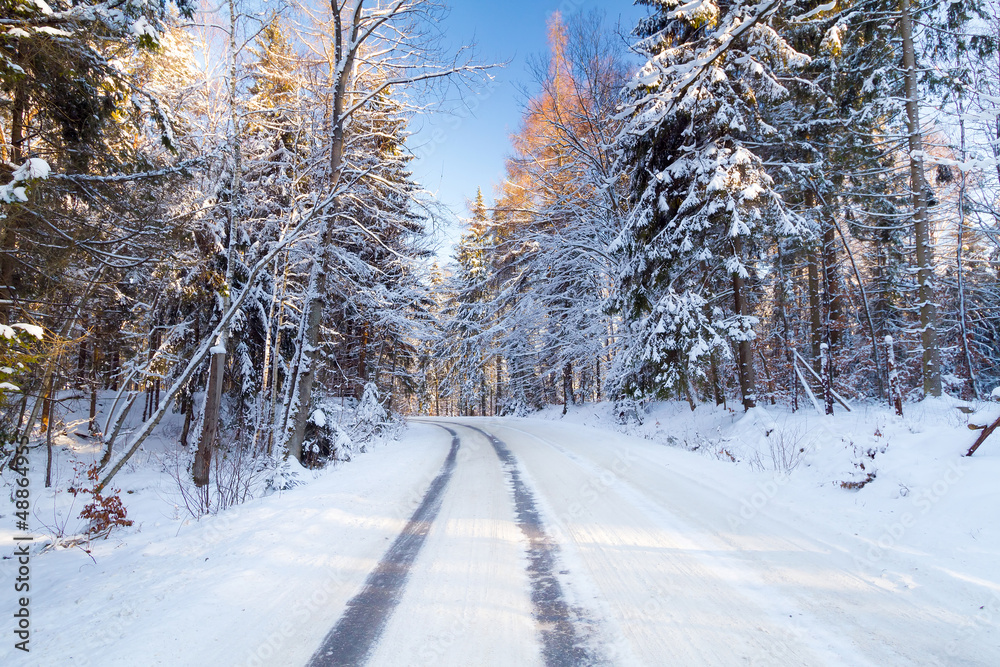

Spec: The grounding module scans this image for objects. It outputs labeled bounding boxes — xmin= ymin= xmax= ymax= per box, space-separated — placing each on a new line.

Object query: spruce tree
xmin=612 ymin=0 xmax=809 ymax=409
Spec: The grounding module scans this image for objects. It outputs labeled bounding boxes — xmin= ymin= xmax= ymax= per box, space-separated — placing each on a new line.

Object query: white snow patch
xmin=130 ymin=17 xmax=159 ymax=41
xmin=34 ymin=26 xmax=73 ymax=37
xmin=12 ymin=322 xmax=44 ymax=339
xmin=14 ymin=157 xmax=51 ymax=181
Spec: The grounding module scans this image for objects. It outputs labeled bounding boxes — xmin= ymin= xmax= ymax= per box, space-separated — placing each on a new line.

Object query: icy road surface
xmin=9 ymin=418 xmax=1000 ymax=666
xmin=307 ymin=419 xmax=1000 ymax=667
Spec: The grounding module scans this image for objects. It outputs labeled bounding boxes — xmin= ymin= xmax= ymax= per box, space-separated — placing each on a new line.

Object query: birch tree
xmin=281 ymin=0 xmax=489 ymax=460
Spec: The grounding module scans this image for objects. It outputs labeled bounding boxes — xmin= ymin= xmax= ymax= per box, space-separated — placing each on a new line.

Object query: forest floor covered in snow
xmin=1 ymin=394 xmax=999 ymax=665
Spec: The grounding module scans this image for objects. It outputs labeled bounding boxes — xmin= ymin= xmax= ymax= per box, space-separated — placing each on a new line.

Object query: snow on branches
xmin=610 ymin=0 xmax=809 ymax=405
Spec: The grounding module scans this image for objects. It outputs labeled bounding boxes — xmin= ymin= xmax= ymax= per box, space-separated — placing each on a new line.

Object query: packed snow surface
xmin=2 ymin=398 xmax=999 ymax=665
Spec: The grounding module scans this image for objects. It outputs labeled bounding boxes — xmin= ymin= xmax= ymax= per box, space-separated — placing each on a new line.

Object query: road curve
xmin=305 ymin=417 xmax=1000 ymax=667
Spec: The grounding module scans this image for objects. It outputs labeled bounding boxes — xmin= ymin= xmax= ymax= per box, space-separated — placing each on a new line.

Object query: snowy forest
xmin=443 ymin=0 xmax=1000 ymax=420
xmin=1 ymin=0 xmax=1000 ymax=502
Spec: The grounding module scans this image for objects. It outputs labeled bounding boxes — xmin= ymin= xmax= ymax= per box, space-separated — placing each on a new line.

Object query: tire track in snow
xmin=460 ymin=423 xmax=602 ymax=667
xmin=495 ymin=422 xmax=882 ymax=666
xmin=307 ymin=426 xmax=460 ymax=667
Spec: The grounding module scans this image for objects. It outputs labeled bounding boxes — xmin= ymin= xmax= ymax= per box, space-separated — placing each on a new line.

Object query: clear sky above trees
xmin=409 ymin=0 xmax=644 ymax=254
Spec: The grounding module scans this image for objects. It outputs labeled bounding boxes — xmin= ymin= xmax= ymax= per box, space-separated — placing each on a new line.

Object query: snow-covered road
xmin=7 ymin=417 xmax=999 ymax=666
xmin=310 ymin=418 xmax=1000 ymax=666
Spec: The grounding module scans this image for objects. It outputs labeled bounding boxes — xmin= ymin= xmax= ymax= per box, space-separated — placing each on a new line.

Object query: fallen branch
xmin=791 ymin=349 xmax=853 ymax=412
xmin=793 ymin=356 xmax=823 ymax=417
xmin=966 ymin=414 xmax=1000 ymax=457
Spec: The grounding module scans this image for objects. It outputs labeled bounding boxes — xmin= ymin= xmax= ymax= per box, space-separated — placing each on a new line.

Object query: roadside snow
xmin=2 ymin=395 xmax=998 ymax=664
xmin=1 ymin=419 xmax=451 ymax=666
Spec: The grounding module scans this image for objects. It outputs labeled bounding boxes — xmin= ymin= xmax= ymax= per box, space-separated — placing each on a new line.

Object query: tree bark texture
xmin=732 ymin=236 xmax=757 ymax=411
xmin=899 ymin=0 xmax=941 ymax=397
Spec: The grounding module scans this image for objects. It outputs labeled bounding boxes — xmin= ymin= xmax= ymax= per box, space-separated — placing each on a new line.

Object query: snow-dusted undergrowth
xmin=3 ymin=389 xmax=401 ymax=549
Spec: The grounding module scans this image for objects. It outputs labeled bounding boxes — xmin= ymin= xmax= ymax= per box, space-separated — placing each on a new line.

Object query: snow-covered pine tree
xmin=231 ymin=13 xmax=311 ymax=455
xmin=611 ymin=0 xmax=810 ymax=410
xmin=329 ymin=84 xmax=433 ymax=413
xmin=438 ymin=189 xmax=496 ymax=416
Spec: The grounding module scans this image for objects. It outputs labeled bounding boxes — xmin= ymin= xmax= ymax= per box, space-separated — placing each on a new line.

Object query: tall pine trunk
xmin=562 ymin=362 xmax=572 ymax=415
xmin=495 ymin=356 xmax=503 ymax=415
xmin=899 ymin=0 xmax=941 ymax=397
xmin=822 ymin=223 xmax=843 ymax=348
xmin=732 ymin=236 xmax=757 ymax=411
xmin=955 ymin=101 xmax=978 ymax=399
xmin=807 ymin=247 xmax=823 ymax=375
xmin=285 ymin=2 xmax=364 ymax=461
xmin=194 ymin=0 xmax=241 ymax=484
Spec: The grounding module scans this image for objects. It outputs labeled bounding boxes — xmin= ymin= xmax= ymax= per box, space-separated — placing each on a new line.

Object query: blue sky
xmin=407 ymin=0 xmax=645 ymax=257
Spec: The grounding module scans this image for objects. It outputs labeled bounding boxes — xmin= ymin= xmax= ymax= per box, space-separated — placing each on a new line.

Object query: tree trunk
xmin=899 ymin=0 xmax=941 ymax=397
xmin=77 ymin=331 xmax=89 ymax=385
xmin=481 ymin=371 xmax=487 ymax=417
xmin=562 ymin=361 xmax=572 ymax=415
xmin=709 ymin=349 xmax=723 ymax=407
xmin=110 ymin=348 xmax=120 ymax=391
xmin=41 ymin=390 xmax=51 ymax=434
xmin=180 ymin=395 xmax=193 ymax=448
xmin=886 ymin=336 xmax=903 ymax=417
xmin=495 ymin=356 xmax=503 ymax=415
xmin=194 ymin=349 xmax=225 ymax=487
xmin=285 ymin=2 xmax=364 ymax=461
xmin=683 ymin=363 xmax=697 ymax=411
xmin=822 ymin=223 xmax=844 ymax=348
xmin=732 ymin=237 xmax=757 ymax=411
xmin=89 ymin=385 xmax=98 ymax=434
xmin=775 ymin=244 xmax=797 ymax=410
xmin=44 ymin=375 xmax=54 ymax=488
xmin=807 ymin=247 xmax=823 ymax=376
xmin=358 ymin=322 xmax=370 ymax=393
xmin=90 ymin=341 xmax=101 ymax=433
xmin=195 ymin=0 xmax=241 ymax=479
xmin=955 ymin=102 xmax=979 ymax=399
xmin=0 ymin=77 xmax=26 ymax=320
xmin=10 ymin=77 xmax=25 ymax=164
xmin=594 ymin=356 xmax=601 ymax=403
xmin=821 ymin=343 xmax=834 ymax=415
